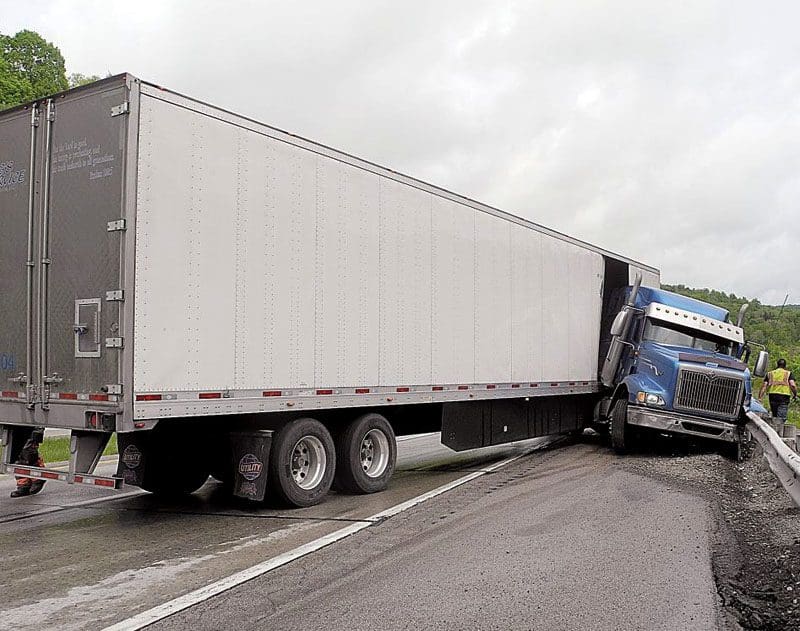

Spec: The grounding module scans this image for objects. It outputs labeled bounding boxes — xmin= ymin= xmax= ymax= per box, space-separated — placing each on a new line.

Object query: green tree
xmin=0 ymin=29 xmax=68 ymax=109
xmin=0 ymin=54 xmax=33 ymax=108
xmin=68 ymin=72 xmax=101 ymax=88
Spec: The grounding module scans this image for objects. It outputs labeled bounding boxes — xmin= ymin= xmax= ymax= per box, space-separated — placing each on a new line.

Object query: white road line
xmin=102 ymin=448 xmax=534 ymax=631
xmin=396 ymin=432 xmax=439 ymax=442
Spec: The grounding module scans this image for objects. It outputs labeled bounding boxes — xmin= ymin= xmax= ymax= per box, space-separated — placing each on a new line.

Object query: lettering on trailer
xmin=238 ymin=454 xmax=263 ymax=481
xmin=0 ymin=352 xmax=16 ymax=371
xmin=52 ymin=137 xmax=116 ymax=182
xmin=0 ymin=161 xmax=25 ymax=192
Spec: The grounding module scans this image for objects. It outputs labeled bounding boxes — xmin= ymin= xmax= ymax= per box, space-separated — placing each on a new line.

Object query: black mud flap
xmin=115 ymin=431 xmax=151 ymax=487
xmin=230 ymin=430 xmax=272 ymax=502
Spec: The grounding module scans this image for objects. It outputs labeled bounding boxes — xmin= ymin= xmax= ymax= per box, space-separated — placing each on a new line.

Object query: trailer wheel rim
xmin=290 ymin=436 xmax=326 ymax=490
xmin=360 ymin=429 xmax=390 ymax=478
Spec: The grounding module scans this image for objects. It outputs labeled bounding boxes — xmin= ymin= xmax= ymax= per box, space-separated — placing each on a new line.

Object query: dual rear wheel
xmin=269 ymin=413 xmax=397 ymax=507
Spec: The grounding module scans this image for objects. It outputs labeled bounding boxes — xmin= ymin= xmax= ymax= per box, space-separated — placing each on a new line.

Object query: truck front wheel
xmin=610 ymin=398 xmax=631 ymax=454
xmin=334 ymin=413 xmax=397 ymax=494
xmin=269 ymin=418 xmax=335 ymax=507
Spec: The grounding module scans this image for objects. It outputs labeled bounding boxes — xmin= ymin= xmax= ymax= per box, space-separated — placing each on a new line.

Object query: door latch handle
xmin=73 ymin=324 xmax=89 ymax=335
xmin=43 ymin=373 xmax=63 ymax=385
xmin=8 ymin=373 xmax=27 ymax=385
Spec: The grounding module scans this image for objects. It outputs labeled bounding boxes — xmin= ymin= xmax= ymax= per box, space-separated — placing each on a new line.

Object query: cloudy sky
xmin=4 ymin=1 xmax=798 ymax=304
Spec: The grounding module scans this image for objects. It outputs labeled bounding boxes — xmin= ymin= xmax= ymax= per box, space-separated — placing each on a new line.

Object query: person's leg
xmin=29 ymin=456 xmax=46 ymax=495
xmin=11 ymin=476 xmax=33 ymax=497
xmin=769 ymin=395 xmax=781 ymax=417
xmin=777 ymin=397 xmax=790 ymax=422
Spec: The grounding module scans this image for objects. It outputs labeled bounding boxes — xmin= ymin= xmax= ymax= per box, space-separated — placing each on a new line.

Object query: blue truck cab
xmin=599 ymin=278 xmax=768 ymax=456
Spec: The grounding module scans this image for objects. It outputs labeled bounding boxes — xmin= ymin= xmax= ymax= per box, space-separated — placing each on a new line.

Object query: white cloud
xmin=3 ymin=0 xmax=799 ymax=303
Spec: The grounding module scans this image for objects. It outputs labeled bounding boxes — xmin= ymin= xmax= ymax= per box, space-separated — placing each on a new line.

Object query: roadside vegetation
xmin=40 ymin=434 xmax=118 ymax=464
xmin=1 ymin=28 xmax=101 ymax=110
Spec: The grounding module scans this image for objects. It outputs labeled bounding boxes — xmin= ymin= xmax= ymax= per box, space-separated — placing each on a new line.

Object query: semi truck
xmin=0 ymin=75 xmax=766 ymax=507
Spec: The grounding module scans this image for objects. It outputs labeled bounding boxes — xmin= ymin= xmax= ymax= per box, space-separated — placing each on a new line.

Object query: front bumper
xmin=626 ymin=405 xmax=739 ymax=443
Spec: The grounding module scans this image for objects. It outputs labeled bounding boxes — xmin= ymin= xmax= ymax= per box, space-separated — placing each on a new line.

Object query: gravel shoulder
xmin=621 ymin=436 xmax=800 ymax=631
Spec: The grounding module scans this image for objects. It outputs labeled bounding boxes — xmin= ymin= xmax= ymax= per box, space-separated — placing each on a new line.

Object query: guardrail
xmin=745 ymin=410 xmax=800 ymax=507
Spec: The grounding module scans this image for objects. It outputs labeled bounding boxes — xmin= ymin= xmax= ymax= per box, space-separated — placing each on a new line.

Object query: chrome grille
xmin=674 ymin=367 xmax=744 ymax=420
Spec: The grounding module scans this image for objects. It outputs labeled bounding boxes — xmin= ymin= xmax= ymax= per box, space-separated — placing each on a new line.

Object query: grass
xmin=39 ymin=433 xmax=118 ymax=464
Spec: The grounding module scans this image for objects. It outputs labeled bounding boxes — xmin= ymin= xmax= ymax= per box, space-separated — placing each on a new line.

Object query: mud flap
xmin=115 ymin=431 xmax=150 ymax=487
xmin=230 ymin=430 xmax=272 ymax=502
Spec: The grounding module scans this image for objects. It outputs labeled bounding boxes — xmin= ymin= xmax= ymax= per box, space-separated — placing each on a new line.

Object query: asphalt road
xmin=150 ymin=440 xmax=720 ymax=631
xmin=0 ymin=433 xmax=555 ymax=631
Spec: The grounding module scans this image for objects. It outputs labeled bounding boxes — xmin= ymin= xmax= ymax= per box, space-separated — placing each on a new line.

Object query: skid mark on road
xmin=0 ymin=521 xmax=318 ymax=631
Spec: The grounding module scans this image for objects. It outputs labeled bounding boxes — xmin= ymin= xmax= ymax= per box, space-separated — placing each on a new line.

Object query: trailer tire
xmin=610 ymin=398 xmax=631 ymax=454
xmin=269 ymin=418 xmax=335 ymax=508
xmin=141 ymin=460 xmax=210 ymax=497
xmin=137 ymin=430 xmax=211 ymax=497
xmin=334 ymin=413 xmax=396 ymax=494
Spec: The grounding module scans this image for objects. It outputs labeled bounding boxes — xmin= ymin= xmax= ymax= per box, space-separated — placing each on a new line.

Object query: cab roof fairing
xmin=645 ymin=302 xmax=744 ymax=345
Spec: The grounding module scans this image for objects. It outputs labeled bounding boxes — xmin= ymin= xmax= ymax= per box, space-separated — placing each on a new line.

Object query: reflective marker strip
xmin=59 ymin=392 xmax=78 ymax=400
xmin=74 ymin=475 xmax=119 ymax=488
xmin=11 ymin=467 xmax=68 ymax=482
xmin=90 ymin=394 xmax=110 ymax=402
xmin=1 ymin=391 xmax=19 ymax=398
xmin=131 ymin=381 xmax=595 ymax=403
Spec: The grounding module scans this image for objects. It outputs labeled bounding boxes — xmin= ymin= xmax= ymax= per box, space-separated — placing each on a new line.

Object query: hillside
xmin=663 ymin=284 xmax=800 ymax=373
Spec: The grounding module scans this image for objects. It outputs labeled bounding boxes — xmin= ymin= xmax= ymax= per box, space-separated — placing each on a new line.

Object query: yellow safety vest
xmin=767 ymin=368 xmax=792 ymax=396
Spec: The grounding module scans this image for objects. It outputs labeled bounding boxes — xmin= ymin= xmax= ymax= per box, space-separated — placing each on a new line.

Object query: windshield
xmin=642 ymin=319 xmax=733 ymax=355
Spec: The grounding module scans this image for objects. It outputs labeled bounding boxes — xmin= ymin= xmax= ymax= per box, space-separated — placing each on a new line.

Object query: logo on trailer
xmin=239 ymin=481 xmax=258 ymax=497
xmin=122 ymin=445 xmax=142 ymax=469
xmin=238 ymin=454 xmax=263 ymax=481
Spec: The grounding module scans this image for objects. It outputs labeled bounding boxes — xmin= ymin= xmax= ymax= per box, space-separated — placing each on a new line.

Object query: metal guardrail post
xmin=745 ymin=410 xmax=800 ymax=507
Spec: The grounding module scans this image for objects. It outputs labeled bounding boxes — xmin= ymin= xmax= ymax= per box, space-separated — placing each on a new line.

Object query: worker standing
xmin=10 ymin=427 xmax=46 ymax=498
xmin=758 ymin=358 xmax=798 ymax=421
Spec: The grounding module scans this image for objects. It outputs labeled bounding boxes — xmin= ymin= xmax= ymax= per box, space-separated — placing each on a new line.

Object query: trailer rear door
xmin=0 ymin=78 xmax=130 ymax=419
xmin=41 ymin=82 xmax=129 ymax=405
xmin=0 ymin=107 xmax=35 ymax=406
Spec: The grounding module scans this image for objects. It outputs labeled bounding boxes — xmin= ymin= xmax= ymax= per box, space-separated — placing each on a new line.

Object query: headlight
xmin=636 ymin=391 xmax=665 ymax=406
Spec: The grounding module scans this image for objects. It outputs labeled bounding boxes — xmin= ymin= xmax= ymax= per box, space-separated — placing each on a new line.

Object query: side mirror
xmin=753 ymin=350 xmax=770 ymax=378
xmin=610 ymin=310 xmax=629 ymax=337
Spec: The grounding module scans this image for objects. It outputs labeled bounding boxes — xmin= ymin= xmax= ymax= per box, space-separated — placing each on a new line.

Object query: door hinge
xmin=111 ymin=102 xmax=130 ymax=117
xmin=103 ymin=384 xmax=123 ymax=395
xmin=105 ymin=337 xmax=124 ymax=349
xmin=107 ymin=219 xmax=126 ymax=232
xmin=105 ymin=290 xmax=125 ymax=302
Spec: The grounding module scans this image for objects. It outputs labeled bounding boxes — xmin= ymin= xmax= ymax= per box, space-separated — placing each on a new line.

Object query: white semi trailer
xmin=0 ymin=75 xmax=659 ymax=506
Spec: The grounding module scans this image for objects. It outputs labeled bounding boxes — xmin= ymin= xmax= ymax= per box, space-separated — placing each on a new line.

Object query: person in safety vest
xmin=10 ymin=427 xmax=46 ymax=498
xmin=758 ymin=358 xmax=797 ymax=421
